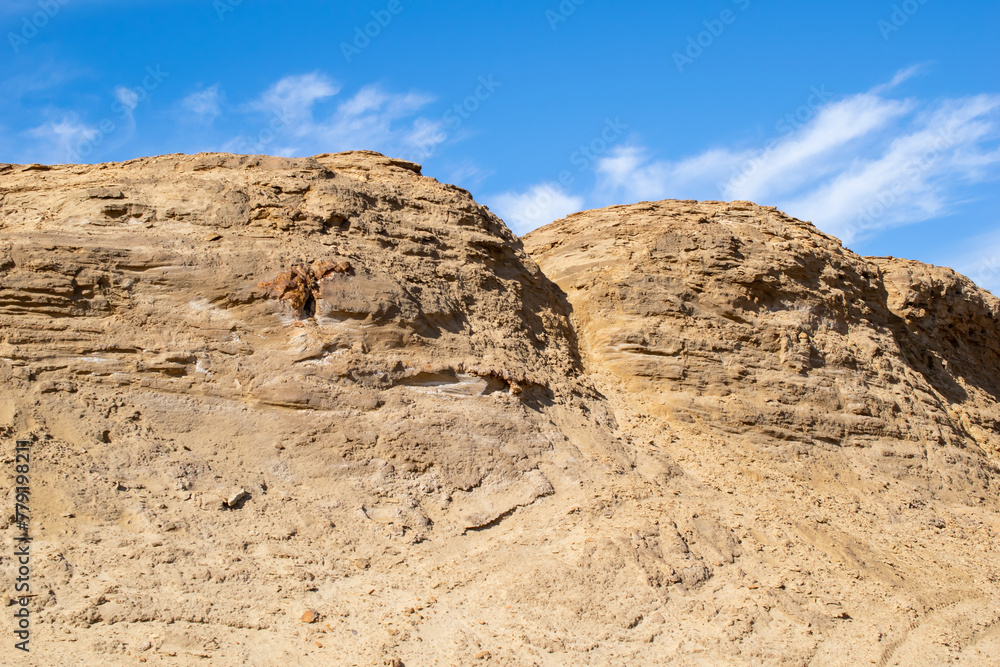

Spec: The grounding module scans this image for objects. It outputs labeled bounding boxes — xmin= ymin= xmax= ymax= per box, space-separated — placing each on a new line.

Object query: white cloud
xmin=596 ymin=93 xmax=916 ymax=207
xmin=952 ymin=230 xmax=1000 ymax=297
xmin=597 ymin=145 xmax=745 ymax=201
xmin=594 ymin=71 xmax=1000 ymax=245
xmin=870 ymin=63 xmax=926 ymax=95
xmin=446 ymin=160 xmax=493 ymax=190
xmin=488 ymin=183 xmax=585 ymax=235
xmin=182 ymin=85 xmax=222 ymax=120
xmin=251 ymin=72 xmax=340 ymax=124
xmin=25 ymin=114 xmax=98 ymax=163
xmin=781 ymin=95 xmax=1000 ymax=242
xmin=114 ymin=87 xmax=139 ymax=116
xmin=406 ymin=117 xmax=448 ymax=153
xmin=309 ymin=86 xmax=443 ymax=154
xmin=10 ymin=69 xmax=456 ymax=167
xmin=337 ymin=85 xmax=390 ymax=116
xmin=230 ymin=75 xmax=446 ymax=159
xmin=726 ymin=94 xmax=914 ymax=202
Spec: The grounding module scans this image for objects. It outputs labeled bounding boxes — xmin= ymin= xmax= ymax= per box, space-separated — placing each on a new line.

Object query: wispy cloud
xmin=0 ymin=64 xmax=82 ymax=104
xmin=114 ymin=87 xmax=139 ymax=117
xmin=781 ymin=95 xmax=1000 ymax=241
xmin=725 ymin=94 xmax=915 ymax=203
xmin=24 ymin=113 xmax=98 ymax=163
xmin=182 ymin=85 xmax=223 ymax=120
xmin=488 ymin=183 xmax=584 ymax=235
xmin=594 ymin=86 xmax=916 ymax=206
xmin=10 ymin=70 xmax=450 ymax=164
xmin=596 ymin=145 xmax=741 ymax=201
xmin=870 ymin=63 xmax=926 ymax=95
xmin=592 ymin=71 xmax=1000 ymax=244
xmin=446 ymin=160 xmax=493 ymax=190
xmin=228 ymin=74 xmax=446 ymax=158
xmin=953 ymin=229 xmax=1000 ymax=297
xmin=250 ymin=72 xmax=340 ymax=124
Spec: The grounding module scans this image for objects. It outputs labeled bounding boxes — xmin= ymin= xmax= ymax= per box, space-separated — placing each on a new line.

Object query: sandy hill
xmin=1 ymin=152 xmax=998 ymax=666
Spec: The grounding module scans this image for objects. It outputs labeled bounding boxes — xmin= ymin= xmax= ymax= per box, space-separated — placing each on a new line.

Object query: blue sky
xmin=2 ymin=0 xmax=999 ymax=293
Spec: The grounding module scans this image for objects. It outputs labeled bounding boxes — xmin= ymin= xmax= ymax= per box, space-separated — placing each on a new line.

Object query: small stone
xmin=301 ymin=609 xmax=320 ymax=624
xmin=475 ymin=651 xmax=492 ymax=660
xmin=225 ymin=489 xmax=250 ymax=508
xmin=650 ymin=612 xmax=665 ymax=624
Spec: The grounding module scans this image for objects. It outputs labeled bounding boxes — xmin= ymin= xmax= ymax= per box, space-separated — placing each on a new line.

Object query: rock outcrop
xmin=1 ymin=154 xmax=998 ymax=666
xmin=525 ymin=200 xmax=1000 ymax=499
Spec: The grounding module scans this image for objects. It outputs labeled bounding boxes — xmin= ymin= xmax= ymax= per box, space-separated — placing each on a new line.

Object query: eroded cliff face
xmin=524 ymin=200 xmax=1000 ymax=500
xmin=0 ymin=152 xmax=578 ymax=398
xmin=525 ymin=200 xmax=1000 ymax=665
xmin=1 ymin=154 xmax=999 ymax=666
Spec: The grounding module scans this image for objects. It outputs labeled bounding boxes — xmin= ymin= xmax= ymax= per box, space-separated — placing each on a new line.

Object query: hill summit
xmin=2 ymin=152 xmax=998 ymax=665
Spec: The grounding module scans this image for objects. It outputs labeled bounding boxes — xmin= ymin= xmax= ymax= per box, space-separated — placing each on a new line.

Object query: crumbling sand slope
xmin=1 ymin=153 xmax=998 ymax=666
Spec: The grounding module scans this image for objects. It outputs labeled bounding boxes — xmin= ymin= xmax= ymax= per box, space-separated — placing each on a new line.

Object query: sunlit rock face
xmin=1 ymin=154 xmax=998 ymax=666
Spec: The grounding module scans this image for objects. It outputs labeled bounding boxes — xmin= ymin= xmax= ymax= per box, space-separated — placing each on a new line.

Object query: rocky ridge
xmin=0 ymin=153 xmax=998 ymax=666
